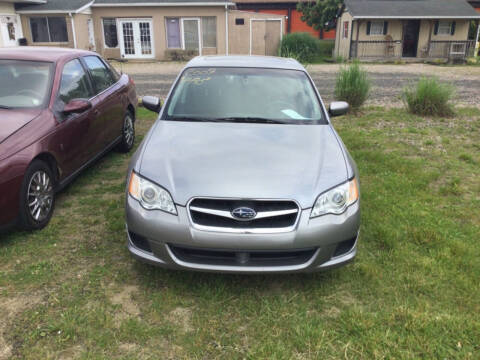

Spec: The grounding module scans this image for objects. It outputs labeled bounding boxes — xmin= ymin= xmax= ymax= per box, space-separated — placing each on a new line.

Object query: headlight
xmin=128 ymin=171 xmax=177 ymax=215
xmin=310 ymin=177 xmax=359 ymax=218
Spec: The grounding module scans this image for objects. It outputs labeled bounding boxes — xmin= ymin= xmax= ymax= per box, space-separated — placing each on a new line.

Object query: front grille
xmin=188 ymin=198 xmax=300 ymax=233
xmin=169 ymin=244 xmax=316 ymax=267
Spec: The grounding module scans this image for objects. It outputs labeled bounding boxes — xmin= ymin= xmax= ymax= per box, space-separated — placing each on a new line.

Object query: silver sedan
xmin=125 ymin=56 xmax=360 ymax=273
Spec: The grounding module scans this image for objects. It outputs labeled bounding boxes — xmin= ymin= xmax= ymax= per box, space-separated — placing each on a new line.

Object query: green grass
xmin=1 ymin=107 xmax=479 ymax=359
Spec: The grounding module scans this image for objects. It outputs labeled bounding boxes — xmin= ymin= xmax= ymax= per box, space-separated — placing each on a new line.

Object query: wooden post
xmin=426 ymin=20 xmax=433 ymax=58
xmin=355 ymin=20 xmax=360 ymax=58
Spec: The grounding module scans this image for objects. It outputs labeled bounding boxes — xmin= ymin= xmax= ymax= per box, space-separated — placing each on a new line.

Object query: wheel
xmin=18 ymin=160 xmax=55 ymax=230
xmin=117 ymin=111 xmax=135 ymax=153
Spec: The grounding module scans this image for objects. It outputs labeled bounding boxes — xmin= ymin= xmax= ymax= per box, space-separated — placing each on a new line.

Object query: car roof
xmin=0 ymin=47 xmax=96 ymax=62
xmin=186 ymin=55 xmax=305 ymax=71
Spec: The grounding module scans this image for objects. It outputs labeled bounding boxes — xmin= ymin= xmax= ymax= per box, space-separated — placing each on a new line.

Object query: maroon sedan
xmin=0 ymin=47 xmax=137 ymax=231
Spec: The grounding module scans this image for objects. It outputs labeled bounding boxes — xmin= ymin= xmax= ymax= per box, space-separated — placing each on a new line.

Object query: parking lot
xmin=114 ymin=61 xmax=480 ymax=107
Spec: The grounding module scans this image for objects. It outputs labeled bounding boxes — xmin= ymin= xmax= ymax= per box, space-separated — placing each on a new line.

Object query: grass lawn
xmin=1 ymin=107 xmax=479 ymax=359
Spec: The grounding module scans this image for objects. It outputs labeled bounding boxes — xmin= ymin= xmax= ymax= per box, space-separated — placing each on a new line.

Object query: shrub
xmin=317 ymin=40 xmax=335 ymax=58
xmin=402 ymin=77 xmax=455 ymax=117
xmin=334 ymin=61 xmax=370 ymax=110
xmin=165 ymin=49 xmax=197 ymax=61
xmin=278 ymin=33 xmax=321 ymax=63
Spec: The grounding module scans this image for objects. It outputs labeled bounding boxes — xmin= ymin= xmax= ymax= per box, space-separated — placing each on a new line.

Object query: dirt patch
xmin=0 ymin=294 xmax=43 ymax=360
xmin=57 ymin=344 xmax=83 ymax=360
xmin=168 ymin=307 xmax=193 ymax=333
xmin=110 ymin=285 xmax=141 ymax=319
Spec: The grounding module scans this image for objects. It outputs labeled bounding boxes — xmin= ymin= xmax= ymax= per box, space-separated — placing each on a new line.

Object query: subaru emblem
xmin=231 ymin=207 xmax=256 ymax=221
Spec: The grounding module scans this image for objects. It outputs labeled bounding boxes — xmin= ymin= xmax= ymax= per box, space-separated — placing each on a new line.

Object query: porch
xmin=350 ymin=39 xmax=476 ymax=60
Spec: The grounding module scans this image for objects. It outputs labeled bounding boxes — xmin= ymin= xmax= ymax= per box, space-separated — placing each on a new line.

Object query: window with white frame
xmin=437 ymin=21 xmax=453 ymax=35
xmin=30 ymin=16 xmax=68 ymax=43
xmin=103 ymin=18 xmax=118 ymax=48
xmin=165 ymin=17 xmax=217 ymax=49
xmin=343 ymin=21 xmax=349 ymax=38
xmin=201 ymin=17 xmax=216 ymax=48
xmin=369 ymin=21 xmax=384 ymax=35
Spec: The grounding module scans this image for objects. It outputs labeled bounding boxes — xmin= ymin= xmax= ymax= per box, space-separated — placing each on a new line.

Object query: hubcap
xmin=124 ymin=115 xmax=134 ymax=147
xmin=27 ymin=170 xmax=53 ymax=222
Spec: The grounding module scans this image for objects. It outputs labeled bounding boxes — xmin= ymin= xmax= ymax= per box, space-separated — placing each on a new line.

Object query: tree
xmin=297 ymin=0 xmax=343 ymax=32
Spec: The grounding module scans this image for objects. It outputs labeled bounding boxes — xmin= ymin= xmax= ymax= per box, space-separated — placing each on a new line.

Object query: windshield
xmin=165 ymin=67 xmax=325 ymax=124
xmin=0 ymin=60 xmax=53 ymax=109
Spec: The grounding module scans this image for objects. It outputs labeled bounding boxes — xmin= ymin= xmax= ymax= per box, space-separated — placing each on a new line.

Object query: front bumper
xmin=125 ymin=196 xmax=360 ymax=273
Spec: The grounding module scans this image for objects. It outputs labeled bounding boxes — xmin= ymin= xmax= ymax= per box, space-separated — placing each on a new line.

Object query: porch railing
xmin=351 ymin=40 xmax=403 ymax=59
xmin=427 ymin=40 xmax=476 ymax=59
xmin=351 ymin=40 xmax=475 ymax=60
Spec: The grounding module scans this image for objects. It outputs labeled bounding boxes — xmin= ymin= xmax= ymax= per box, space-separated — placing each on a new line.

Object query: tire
xmin=117 ymin=111 xmax=135 ymax=153
xmin=18 ymin=160 xmax=55 ymax=231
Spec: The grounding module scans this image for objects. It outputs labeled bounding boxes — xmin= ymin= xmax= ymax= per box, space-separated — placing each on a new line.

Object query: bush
xmin=334 ymin=61 xmax=370 ymax=110
xmin=165 ymin=49 xmax=197 ymax=61
xmin=402 ymin=77 xmax=455 ymax=117
xmin=278 ymin=33 xmax=322 ymax=63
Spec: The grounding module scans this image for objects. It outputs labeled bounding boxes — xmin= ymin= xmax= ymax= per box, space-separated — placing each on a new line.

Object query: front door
xmin=182 ymin=18 xmax=201 ymax=55
xmin=118 ymin=19 xmax=154 ymax=59
xmin=402 ymin=20 xmax=420 ymax=57
xmin=0 ymin=15 xmax=21 ymax=47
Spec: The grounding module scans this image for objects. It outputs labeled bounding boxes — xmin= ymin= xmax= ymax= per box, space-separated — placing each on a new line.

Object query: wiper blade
xmin=214 ymin=117 xmax=288 ymax=124
xmin=166 ymin=116 xmax=219 ymax=122
xmin=0 ymin=105 xmax=12 ymax=109
xmin=166 ymin=116 xmax=289 ymax=124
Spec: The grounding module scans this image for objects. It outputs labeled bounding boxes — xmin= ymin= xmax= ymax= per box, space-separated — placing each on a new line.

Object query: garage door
xmin=251 ymin=19 xmax=282 ymax=56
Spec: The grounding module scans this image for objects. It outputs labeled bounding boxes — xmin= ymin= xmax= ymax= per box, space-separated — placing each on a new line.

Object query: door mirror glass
xmin=329 ymin=101 xmax=349 ymax=117
xmin=63 ymin=99 xmax=92 ymax=114
xmin=142 ymin=96 xmax=161 ymax=113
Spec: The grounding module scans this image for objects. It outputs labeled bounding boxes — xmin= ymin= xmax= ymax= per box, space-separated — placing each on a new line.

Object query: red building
xmin=236 ymin=0 xmax=336 ymax=39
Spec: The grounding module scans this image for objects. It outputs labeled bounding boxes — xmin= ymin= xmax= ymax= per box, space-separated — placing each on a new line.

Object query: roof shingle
xmin=345 ymin=0 xmax=480 ymax=18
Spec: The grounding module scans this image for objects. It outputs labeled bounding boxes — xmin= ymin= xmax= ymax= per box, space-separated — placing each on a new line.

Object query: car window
xmin=0 ymin=60 xmax=53 ymax=108
xmin=165 ymin=67 xmax=325 ymax=124
xmin=58 ymin=59 xmax=92 ymax=104
xmin=83 ymin=56 xmax=115 ymax=94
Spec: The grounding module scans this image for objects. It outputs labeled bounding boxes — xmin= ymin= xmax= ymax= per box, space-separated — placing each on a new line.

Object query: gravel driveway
xmin=112 ymin=61 xmax=480 ymax=107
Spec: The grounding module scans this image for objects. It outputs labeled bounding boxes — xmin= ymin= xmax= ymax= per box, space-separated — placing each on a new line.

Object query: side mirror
xmin=63 ymin=99 xmax=92 ymax=114
xmin=142 ymin=96 xmax=161 ymax=113
xmin=329 ymin=101 xmax=349 ymax=117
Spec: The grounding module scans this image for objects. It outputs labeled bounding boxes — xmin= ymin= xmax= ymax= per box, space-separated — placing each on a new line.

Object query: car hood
xmin=0 ymin=108 xmax=42 ymax=144
xmin=139 ymin=121 xmax=348 ymax=209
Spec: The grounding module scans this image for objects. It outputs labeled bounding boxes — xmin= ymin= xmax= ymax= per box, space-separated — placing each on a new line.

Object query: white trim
xmin=87 ymin=18 xmax=96 ymax=50
xmin=249 ymin=18 xmax=282 ymax=56
xmin=92 ymin=2 xmax=234 ymax=7
xmin=75 ymin=1 xmax=94 ymax=14
xmin=118 ymin=18 xmax=155 ymax=59
xmin=69 ymin=13 xmax=77 ymax=48
xmin=353 ymin=15 xmax=480 ymax=19
xmin=181 ymin=17 xmax=202 ymax=55
xmin=225 ymin=4 xmax=228 ymax=55
xmin=16 ymin=1 xmax=93 ymax=14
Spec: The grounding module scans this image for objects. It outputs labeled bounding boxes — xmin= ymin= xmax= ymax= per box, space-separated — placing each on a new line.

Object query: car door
xmin=53 ymin=58 xmax=96 ymax=177
xmin=81 ymin=55 xmax=124 ymax=152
